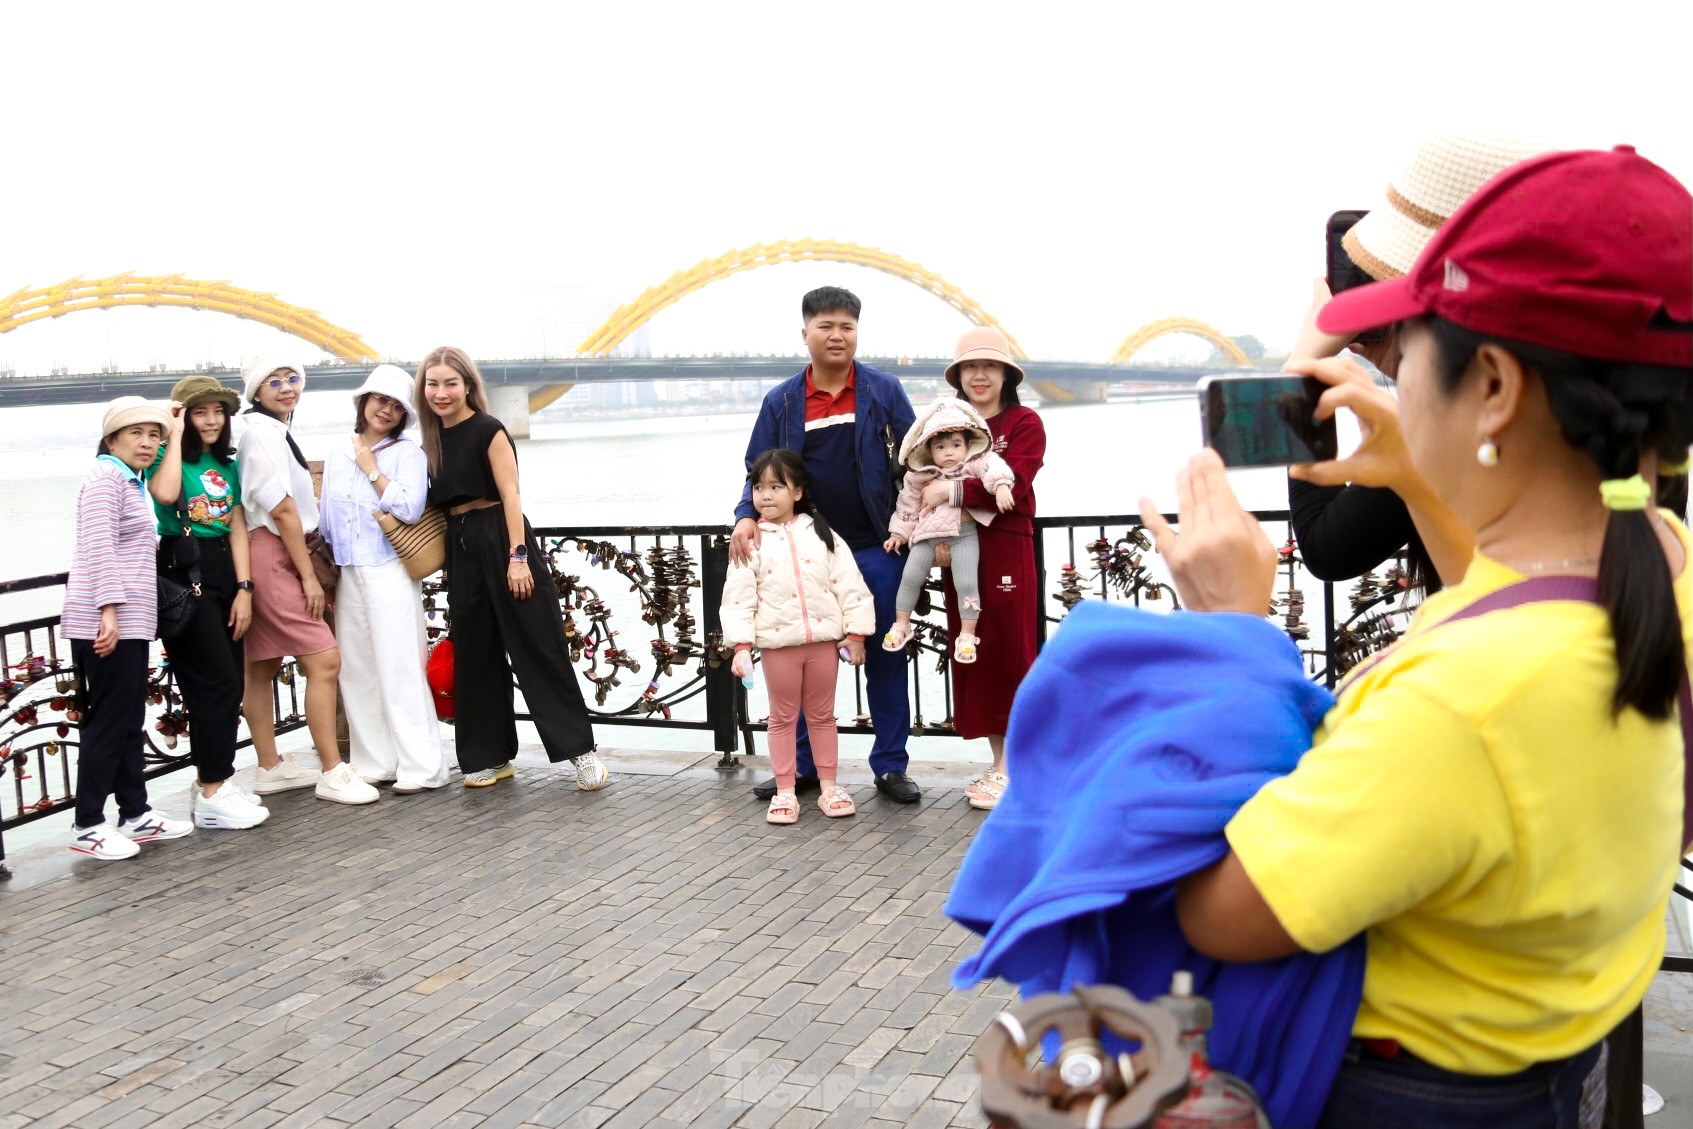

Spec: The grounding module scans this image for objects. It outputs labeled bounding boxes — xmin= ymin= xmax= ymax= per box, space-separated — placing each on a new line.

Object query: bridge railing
xmin=0 ymin=511 xmax=1410 ymax=865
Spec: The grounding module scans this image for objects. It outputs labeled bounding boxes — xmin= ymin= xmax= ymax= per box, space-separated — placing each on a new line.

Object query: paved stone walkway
xmin=0 ymin=749 xmax=1014 ymax=1129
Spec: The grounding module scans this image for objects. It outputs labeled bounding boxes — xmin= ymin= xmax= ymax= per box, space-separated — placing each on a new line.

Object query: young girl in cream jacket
xmin=721 ymin=449 xmax=876 ymax=824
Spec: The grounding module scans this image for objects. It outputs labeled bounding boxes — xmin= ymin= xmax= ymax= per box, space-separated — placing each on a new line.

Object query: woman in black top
xmin=415 ymin=346 xmax=607 ymax=791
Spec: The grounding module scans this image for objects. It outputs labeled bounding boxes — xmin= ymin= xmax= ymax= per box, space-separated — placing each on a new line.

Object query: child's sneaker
xmin=69 ymin=822 xmax=140 ymax=860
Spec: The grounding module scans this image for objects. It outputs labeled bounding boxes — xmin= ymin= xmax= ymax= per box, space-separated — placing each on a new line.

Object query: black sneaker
xmin=753 ymin=775 xmax=820 ymax=802
xmin=874 ymin=772 xmax=921 ymax=804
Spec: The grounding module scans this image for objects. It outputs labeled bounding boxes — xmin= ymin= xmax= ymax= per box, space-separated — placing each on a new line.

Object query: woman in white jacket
xmin=319 ymin=366 xmax=449 ymax=793
xmin=721 ymin=449 xmax=875 ymax=824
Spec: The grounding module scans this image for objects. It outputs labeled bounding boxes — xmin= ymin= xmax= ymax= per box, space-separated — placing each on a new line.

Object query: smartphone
xmin=1327 ymin=210 xmax=1389 ymax=347
xmin=1198 ymin=374 xmax=1338 ymax=468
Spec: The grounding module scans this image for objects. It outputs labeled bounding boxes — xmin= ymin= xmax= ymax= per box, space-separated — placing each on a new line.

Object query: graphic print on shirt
xmin=186 ymin=468 xmax=234 ymax=532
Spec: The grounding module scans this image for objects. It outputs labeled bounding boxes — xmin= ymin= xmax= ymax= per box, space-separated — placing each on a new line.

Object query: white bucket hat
xmin=353 ymin=364 xmax=418 ymax=432
xmin=242 ymin=351 xmax=307 ymax=403
xmin=1344 ymin=134 xmax=1549 ymax=280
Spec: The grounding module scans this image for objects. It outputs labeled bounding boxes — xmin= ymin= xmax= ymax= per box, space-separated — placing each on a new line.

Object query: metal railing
xmin=4 ymin=515 xmax=1687 ymax=977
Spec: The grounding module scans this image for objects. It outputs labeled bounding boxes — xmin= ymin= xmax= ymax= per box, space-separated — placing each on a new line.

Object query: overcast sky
xmin=3 ymin=0 xmax=1689 ymax=376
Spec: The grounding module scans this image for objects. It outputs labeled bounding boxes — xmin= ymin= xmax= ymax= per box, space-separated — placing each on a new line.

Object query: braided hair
xmin=1427 ymin=316 xmax=1693 ymax=719
xmin=747 ymin=448 xmax=837 ymax=553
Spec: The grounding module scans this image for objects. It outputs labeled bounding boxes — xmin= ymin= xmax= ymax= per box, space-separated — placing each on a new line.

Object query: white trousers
xmin=335 ymin=558 xmax=449 ymax=788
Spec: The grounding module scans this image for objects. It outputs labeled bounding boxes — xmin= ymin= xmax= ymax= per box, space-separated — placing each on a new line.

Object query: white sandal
xmin=968 ymin=770 xmax=1008 ymax=810
xmin=883 ymin=623 xmax=914 ymax=652
xmin=954 ymin=634 xmax=980 ymax=664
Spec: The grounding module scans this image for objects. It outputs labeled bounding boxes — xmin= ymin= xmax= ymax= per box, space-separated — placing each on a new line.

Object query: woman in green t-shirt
xmin=146 ymin=376 xmax=270 ymax=831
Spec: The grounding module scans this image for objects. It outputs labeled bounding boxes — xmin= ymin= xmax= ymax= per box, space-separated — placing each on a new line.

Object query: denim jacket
xmin=733 ymin=362 xmax=916 ymax=533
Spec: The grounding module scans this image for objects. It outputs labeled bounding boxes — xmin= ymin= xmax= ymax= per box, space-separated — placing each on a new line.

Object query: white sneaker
xmin=69 ymin=822 xmax=140 ymax=860
xmin=574 ymin=752 xmax=610 ymax=792
xmin=116 ymin=810 xmax=194 ymax=843
xmin=316 ymin=762 xmax=380 ymax=805
xmin=192 ymin=781 xmax=269 ymax=830
xmin=253 ymin=753 xmax=322 ymax=795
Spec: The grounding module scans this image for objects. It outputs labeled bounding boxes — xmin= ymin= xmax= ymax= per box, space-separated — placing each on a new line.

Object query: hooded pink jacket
xmin=720 ymin=514 xmax=876 ymax=650
xmin=888 ymin=398 xmax=1016 ymax=544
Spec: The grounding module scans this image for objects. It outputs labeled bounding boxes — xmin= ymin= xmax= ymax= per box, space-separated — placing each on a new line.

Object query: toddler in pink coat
xmin=881 ymin=398 xmax=1014 ymax=663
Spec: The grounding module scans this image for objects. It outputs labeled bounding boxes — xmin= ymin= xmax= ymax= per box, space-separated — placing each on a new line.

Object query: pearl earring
xmin=1477 ymin=438 xmax=1500 ymax=468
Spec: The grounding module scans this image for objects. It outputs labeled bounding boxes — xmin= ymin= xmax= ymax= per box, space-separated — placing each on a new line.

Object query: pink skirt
xmin=246 ymin=527 xmax=337 ymax=663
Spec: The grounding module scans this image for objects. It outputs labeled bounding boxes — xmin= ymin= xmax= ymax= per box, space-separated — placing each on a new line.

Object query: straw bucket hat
xmin=1344 ymin=134 xmax=1549 ymax=281
xmin=944 ymin=326 xmax=1025 ymax=387
xmin=99 ymin=396 xmax=173 ymax=439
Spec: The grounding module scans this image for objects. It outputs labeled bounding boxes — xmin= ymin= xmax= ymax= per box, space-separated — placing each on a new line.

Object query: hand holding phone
xmin=1199 ymin=374 xmax=1339 ymax=468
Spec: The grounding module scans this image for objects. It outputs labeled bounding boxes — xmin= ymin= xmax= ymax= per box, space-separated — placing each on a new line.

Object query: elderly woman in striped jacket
xmin=62 ymin=397 xmax=195 ymax=860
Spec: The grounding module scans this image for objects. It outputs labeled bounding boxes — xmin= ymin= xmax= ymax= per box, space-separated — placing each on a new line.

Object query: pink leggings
xmin=762 ymin=641 xmax=840 ymax=790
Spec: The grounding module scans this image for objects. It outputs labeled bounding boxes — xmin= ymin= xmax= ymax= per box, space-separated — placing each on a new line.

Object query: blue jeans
xmin=794 ymin=544 xmax=909 ymax=778
xmin=1316 ymin=1041 xmax=1606 ymax=1129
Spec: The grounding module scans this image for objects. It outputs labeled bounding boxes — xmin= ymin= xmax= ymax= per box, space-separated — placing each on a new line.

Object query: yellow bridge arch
xmin=0 ymin=273 xmax=380 ymax=362
xmin=575 ymin=239 xmax=1026 ymax=357
xmin=1110 ymin=317 xmax=1251 ymax=368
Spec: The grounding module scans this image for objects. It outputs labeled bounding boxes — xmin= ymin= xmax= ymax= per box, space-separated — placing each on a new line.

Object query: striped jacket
xmin=62 ymin=459 xmax=158 ymax=641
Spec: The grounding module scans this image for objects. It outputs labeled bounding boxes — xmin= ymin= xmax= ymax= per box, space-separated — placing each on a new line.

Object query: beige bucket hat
xmin=1344 ymin=134 xmax=1549 ymax=281
xmin=944 ymin=326 xmax=1026 ymax=387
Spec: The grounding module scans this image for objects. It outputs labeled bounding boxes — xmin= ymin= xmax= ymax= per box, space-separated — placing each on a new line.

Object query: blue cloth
xmin=945 ymin=601 xmax=1366 ymax=1129
xmin=794 ymin=543 xmax=910 ymax=776
xmin=733 ymin=363 xmax=916 ymax=550
xmin=319 ymin=436 xmax=430 ymax=568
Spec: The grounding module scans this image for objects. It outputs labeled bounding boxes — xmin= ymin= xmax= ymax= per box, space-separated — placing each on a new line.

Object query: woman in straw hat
xmin=236 ymin=353 xmax=379 ymax=806
xmin=933 ymin=326 xmax=1046 ymax=811
xmin=63 ymin=397 xmax=195 ymax=859
xmin=1288 ymin=134 xmax=1545 ymax=593
xmin=145 ymin=375 xmax=269 ymax=830
xmin=1154 ymin=146 xmax=1692 ymax=1127
xmin=318 ymin=365 xmax=448 ymax=793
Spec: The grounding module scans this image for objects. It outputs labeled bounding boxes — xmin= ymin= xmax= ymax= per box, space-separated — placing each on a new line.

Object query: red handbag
xmin=426 ymin=638 xmax=456 ymax=719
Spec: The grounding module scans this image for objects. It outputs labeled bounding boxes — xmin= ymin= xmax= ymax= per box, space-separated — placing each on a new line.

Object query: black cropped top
xmin=428 ymin=411 xmax=513 ymax=507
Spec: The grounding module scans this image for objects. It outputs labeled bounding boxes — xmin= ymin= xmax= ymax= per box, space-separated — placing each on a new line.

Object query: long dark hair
xmin=179 ymin=402 xmax=235 ymax=464
xmin=1426 ymin=315 xmax=1693 ymax=719
xmin=748 ymin=448 xmax=836 ymax=552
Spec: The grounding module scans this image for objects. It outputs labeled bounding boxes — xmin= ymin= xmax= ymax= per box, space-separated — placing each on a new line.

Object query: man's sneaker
xmin=464 ymin=762 xmax=515 ymax=788
xmin=69 ymin=822 xmax=140 ymax=860
xmin=116 ymin=811 xmax=195 ymax=843
xmin=574 ymin=752 xmax=610 ymax=792
xmin=192 ymin=781 xmax=269 ymax=830
xmin=253 ymin=753 xmax=322 ymax=795
xmin=316 ymin=762 xmax=381 ymax=805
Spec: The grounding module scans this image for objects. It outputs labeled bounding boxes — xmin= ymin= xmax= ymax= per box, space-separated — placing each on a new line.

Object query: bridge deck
xmin=0 ymin=745 xmax=1012 ymax=1129
xmin=2 ymin=740 xmax=1689 ymax=1128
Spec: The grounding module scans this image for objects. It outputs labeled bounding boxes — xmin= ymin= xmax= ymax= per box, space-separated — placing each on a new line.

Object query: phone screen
xmin=1199 ymin=375 xmax=1339 ymax=468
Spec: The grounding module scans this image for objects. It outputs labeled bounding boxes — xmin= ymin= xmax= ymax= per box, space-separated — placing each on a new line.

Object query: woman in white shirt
xmin=236 ymin=352 xmax=378 ymax=806
xmin=319 ymin=366 xmax=448 ymax=792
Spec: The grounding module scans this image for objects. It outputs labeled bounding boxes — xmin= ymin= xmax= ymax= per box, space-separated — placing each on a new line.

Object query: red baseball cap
xmin=1319 ymin=146 xmax=1692 ymax=368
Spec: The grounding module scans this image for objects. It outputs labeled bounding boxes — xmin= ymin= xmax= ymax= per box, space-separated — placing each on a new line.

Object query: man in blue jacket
xmin=731 ymin=287 xmax=921 ymax=803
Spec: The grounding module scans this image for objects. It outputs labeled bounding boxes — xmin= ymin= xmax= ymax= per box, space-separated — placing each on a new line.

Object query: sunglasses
xmin=368 ymin=393 xmax=406 ymax=412
xmin=265 ymin=374 xmax=303 ymax=391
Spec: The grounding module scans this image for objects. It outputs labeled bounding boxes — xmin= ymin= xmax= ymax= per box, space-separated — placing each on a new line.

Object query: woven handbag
xmin=374 ymin=506 xmax=448 ymax=581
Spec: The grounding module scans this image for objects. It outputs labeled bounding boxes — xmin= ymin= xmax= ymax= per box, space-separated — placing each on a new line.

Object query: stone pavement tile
xmin=531 ymin=1079 xmax=613 ymax=1125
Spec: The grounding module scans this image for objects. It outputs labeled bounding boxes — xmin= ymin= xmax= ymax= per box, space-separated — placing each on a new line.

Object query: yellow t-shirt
xmin=1227 ymin=516 xmax=1690 ymax=1075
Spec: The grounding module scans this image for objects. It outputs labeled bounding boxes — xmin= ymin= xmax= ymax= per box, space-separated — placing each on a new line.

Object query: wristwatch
xmin=365 ymin=466 xmax=380 ymax=482
xmin=235 ymin=580 xmax=254 ymax=592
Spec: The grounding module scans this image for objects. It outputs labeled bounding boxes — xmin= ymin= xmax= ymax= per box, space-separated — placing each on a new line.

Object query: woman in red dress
xmin=935 ymin=327 xmax=1046 ymax=810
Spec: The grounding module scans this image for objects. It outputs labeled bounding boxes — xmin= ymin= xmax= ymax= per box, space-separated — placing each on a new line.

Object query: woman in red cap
xmin=933 ymin=327 xmax=1046 ymax=810
xmin=1147 ymin=147 xmax=1693 ymax=1127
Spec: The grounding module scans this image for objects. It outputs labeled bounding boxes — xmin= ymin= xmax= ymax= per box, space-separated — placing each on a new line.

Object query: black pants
xmin=160 ymin=536 xmax=243 ymax=785
xmin=72 ymin=638 xmax=152 ymax=828
xmin=447 ymin=505 xmax=595 ymax=773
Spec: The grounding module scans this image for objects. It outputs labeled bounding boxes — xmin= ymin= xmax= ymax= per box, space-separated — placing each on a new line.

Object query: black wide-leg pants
xmin=159 ymin=536 xmax=242 ymax=785
xmin=446 ymin=505 xmax=596 ymax=774
xmin=71 ymin=638 xmax=152 ymax=828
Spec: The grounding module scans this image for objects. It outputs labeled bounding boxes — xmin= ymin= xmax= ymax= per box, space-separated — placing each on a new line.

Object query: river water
xmin=0 ymin=387 xmax=1340 ymax=764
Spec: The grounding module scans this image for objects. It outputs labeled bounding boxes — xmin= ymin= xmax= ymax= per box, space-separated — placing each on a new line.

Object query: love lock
xmin=975 ymin=985 xmax=1189 ymax=1129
